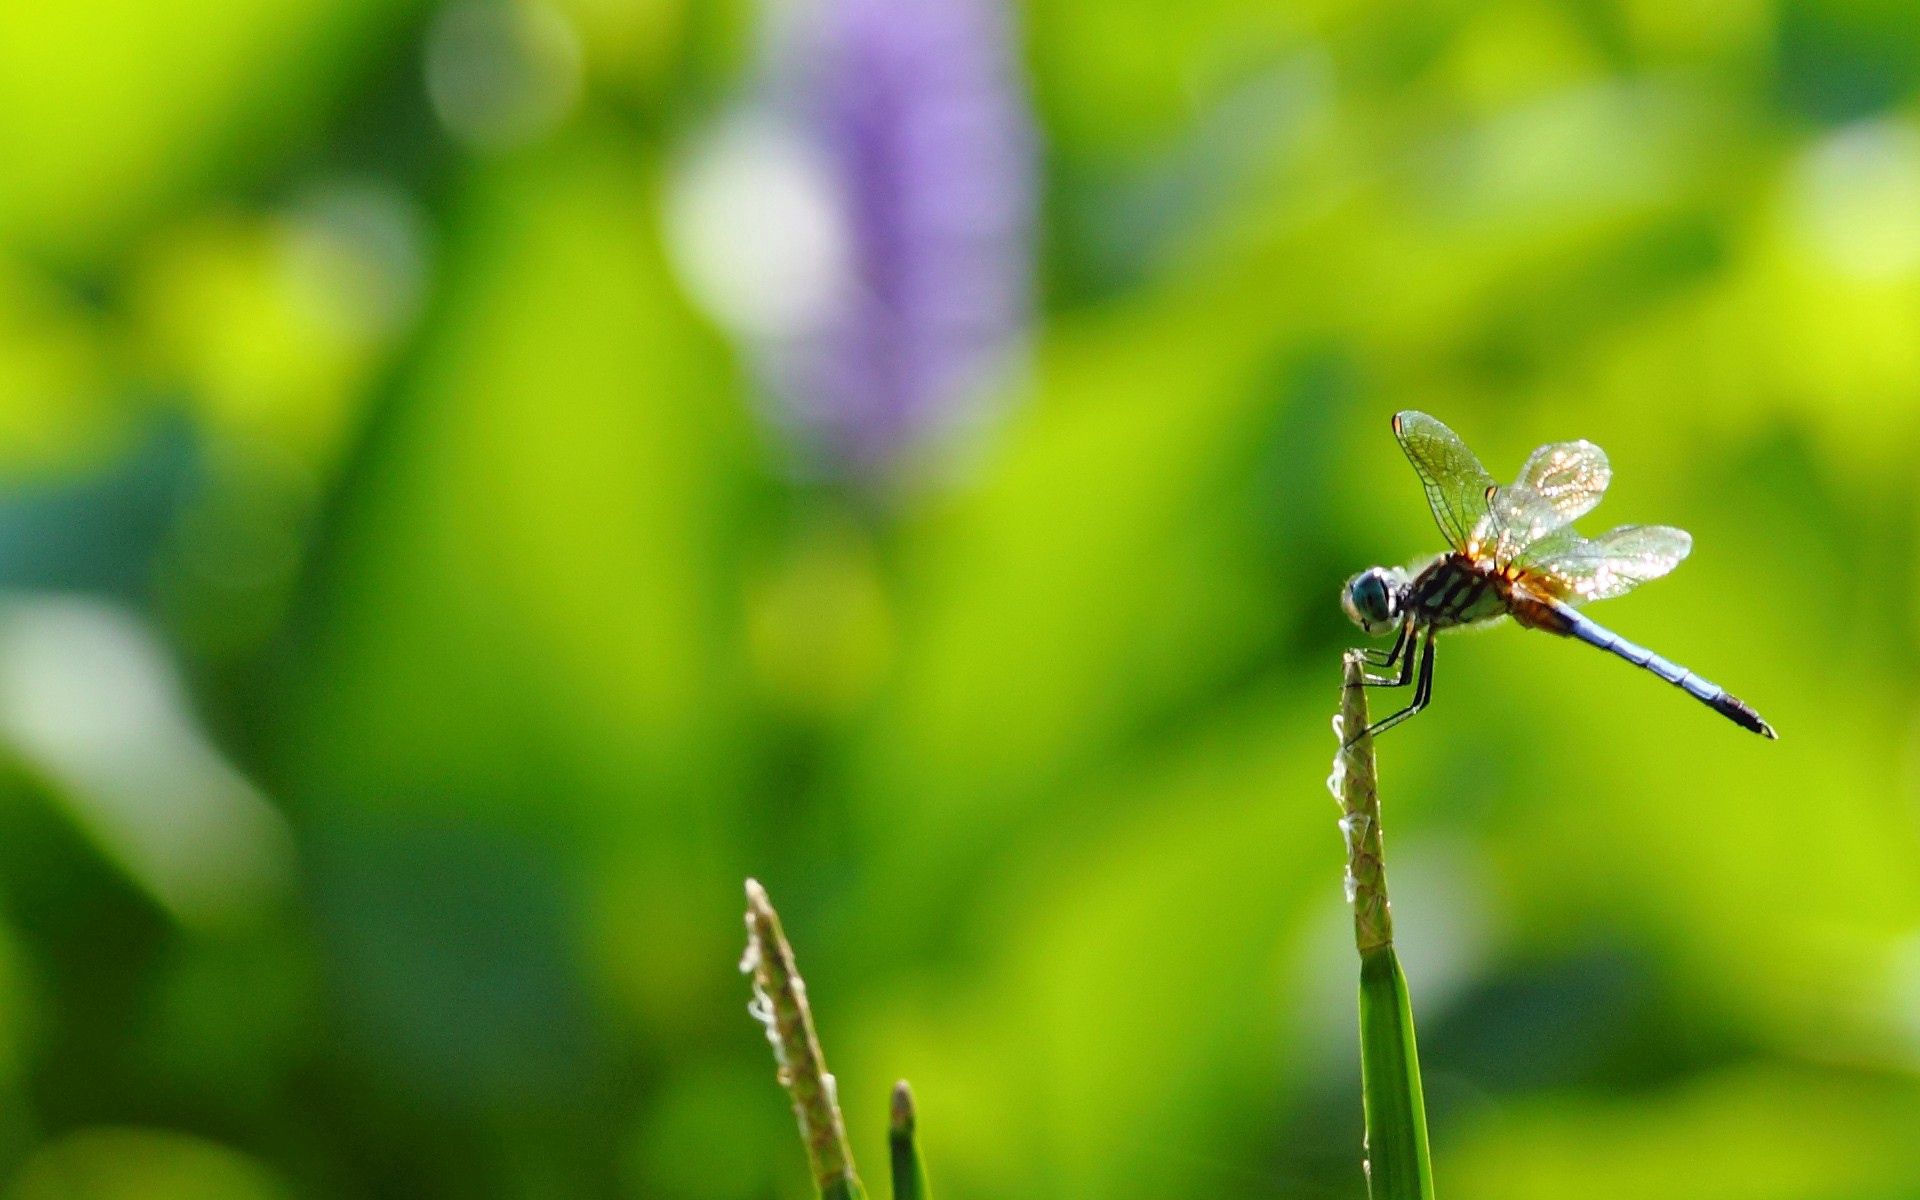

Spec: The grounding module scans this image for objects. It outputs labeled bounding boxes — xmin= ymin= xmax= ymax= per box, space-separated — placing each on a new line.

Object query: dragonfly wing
xmin=1515 ymin=439 xmax=1610 ymax=525
xmin=1392 ymin=411 xmax=1495 ymax=552
xmin=1479 ymin=485 xmax=1577 ymax=566
xmin=1523 ymin=524 xmax=1692 ymax=603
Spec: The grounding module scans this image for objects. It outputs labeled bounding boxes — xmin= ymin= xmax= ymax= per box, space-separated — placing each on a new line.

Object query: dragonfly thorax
xmin=1403 ymin=552 xmax=1513 ymax=630
xmin=1341 ymin=566 xmax=1408 ymax=636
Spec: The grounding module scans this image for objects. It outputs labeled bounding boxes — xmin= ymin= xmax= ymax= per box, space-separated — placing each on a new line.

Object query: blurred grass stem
xmin=1335 ymin=652 xmax=1435 ymax=1199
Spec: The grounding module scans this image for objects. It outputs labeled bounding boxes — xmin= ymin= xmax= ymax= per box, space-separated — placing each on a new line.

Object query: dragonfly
xmin=1342 ymin=411 xmax=1775 ymax=743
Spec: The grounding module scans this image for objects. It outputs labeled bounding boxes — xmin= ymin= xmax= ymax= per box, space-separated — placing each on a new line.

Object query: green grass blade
xmin=1358 ymin=945 xmax=1434 ymax=1200
xmin=742 ymin=880 xmax=868 ymax=1200
xmin=888 ymin=1081 xmax=931 ymax=1200
xmin=1335 ymin=653 xmax=1435 ymax=1199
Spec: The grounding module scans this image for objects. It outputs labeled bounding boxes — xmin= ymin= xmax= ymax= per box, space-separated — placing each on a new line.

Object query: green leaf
xmin=1358 ymin=944 xmax=1434 ymax=1200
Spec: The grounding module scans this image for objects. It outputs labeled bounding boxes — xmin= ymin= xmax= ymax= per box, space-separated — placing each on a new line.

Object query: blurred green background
xmin=0 ymin=0 xmax=1913 ymax=1196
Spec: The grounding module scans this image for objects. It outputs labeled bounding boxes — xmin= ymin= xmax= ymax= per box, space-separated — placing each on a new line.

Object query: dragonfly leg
xmin=1357 ymin=621 xmax=1418 ymax=687
xmin=1350 ymin=628 xmax=1436 ymax=744
xmin=1357 ymin=621 xmax=1413 ymax=675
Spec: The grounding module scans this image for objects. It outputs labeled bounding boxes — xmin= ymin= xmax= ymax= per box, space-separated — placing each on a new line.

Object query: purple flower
xmin=777 ymin=0 xmax=1037 ymax=476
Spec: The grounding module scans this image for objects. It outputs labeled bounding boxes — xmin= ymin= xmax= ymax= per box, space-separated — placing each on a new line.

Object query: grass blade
xmin=888 ymin=1080 xmax=930 ymax=1200
xmin=1358 ymin=945 xmax=1433 ymax=1199
xmin=1335 ymin=653 xmax=1435 ymax=1200
xmin=742 ymin=879 xmax=867 ymax=1200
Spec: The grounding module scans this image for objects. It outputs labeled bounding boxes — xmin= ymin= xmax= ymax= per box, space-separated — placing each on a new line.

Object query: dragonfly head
xmin=1342 ymin=567 xmax=1403 ymax=636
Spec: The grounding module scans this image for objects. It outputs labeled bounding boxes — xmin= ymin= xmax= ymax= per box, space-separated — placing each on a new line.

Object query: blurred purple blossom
xmin=776 ymin=0 xmax=1037 ymax=476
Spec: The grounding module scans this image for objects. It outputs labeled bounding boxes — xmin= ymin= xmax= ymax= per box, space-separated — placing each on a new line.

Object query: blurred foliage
xmin=0 ymin=0 xmax=1914 ymax=1198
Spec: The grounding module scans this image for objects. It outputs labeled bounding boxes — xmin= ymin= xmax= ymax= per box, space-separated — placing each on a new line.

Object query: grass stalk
xmin=742 ymin=879 xmax=867 ymax=1200
xmin=888 ymin=1080 xmax=930 ymax=1200
xmin=1334 ymin=652 xmax=1435 ymax=1200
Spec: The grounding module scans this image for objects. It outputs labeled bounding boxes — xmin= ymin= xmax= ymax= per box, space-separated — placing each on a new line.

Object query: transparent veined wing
xmin=1522 ymin=524 xmax=1692 ymax=603
xmin=1392 ymin=411 xmax=1495 ymax=552
xmin=1514 ymin=439 xmax=1609 ymax=526
xmin=1477 ymin=485 xmax=1578 ymax=566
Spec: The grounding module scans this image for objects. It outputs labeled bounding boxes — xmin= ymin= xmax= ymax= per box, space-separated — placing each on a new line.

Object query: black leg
xmin=1358 ymin=620 xmax=1418 ymax=688
xmin=1361 ymin=637 xmax=1432 ymax=738
xmin=1359 ymin=620 xmax=1413 ymax=672
xmin=1345 ymin=628 xmax=1436 ymax=746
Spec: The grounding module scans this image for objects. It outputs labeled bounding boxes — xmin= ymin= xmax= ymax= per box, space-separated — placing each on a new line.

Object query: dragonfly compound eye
xmin=1342 ymin=568 xmax=1399 ymax=633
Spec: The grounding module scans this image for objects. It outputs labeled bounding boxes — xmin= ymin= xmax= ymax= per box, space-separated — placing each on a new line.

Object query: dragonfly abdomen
xmin=1558 ymin=607 xmax=1776 ymax=738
